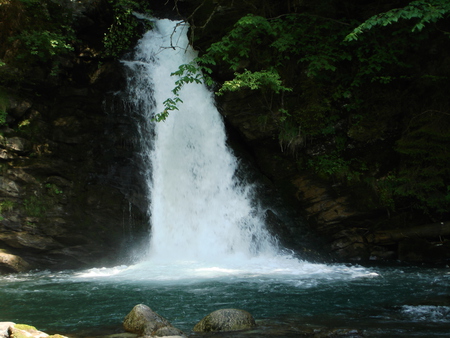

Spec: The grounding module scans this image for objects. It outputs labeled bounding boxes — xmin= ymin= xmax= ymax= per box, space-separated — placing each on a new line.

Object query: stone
xmin=7 ymin=324 xmax=69 ymax=338
xmin=2 ymin=137 xmax=31 ymax=153
xmin=152 ymin=326 xmax=186 ymax=337
xmin=193 ymin=308 xmax=256 ymax=333
xmin=7 ymin=97 xmax=32 ymax=118
xmin=0 ymin=251 xmax=31 ymax=273
xmin=0 ymin=322 xmax=15 ymax=338
xmin=123 ymin=304 xmax=173 ymax=336
xmin=0 ymin=232 xmax=63 ymax=251
xmin=0 ymin=177 xmax=21 ymax=197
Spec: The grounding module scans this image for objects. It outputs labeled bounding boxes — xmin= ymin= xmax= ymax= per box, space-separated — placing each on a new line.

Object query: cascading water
xmin=2 ymin=18 xmax=450 ymax=338
xmin=131 ymin=19 xmax=277 ymax=263
xmin=102 ymin=18 xmax=373 ymax=280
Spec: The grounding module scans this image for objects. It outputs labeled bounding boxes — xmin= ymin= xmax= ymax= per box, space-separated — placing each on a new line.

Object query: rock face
xmin=0 ymin=1 xmax=149 ymax=273
xmin=1 ymin=0 xmax=448 ymax=269
xmin=0 ymin=251 xmax=30 ymax=273
xmin=193 ymin=308 xmax=256 ymax=333
xmin=123 ymin=304 xmax=185 ymax=337
xmin=171 ymin=0 xmax=450 ymax=264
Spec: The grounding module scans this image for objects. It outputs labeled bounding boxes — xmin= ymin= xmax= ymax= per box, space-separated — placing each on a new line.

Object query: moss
xmin=14 ymin=324 xmax=37 ymax=331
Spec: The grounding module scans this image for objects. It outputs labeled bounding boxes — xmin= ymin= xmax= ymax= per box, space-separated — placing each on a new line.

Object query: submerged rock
xmin=123 ymin=304 xmax=185 ymax=337
xmin=193 ymin=308 xmax=256 ymax=333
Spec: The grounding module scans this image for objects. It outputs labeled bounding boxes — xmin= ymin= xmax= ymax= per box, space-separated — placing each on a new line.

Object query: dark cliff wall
xmin=166 ymin=0 xmax=450 ymax=264
xmin=1 ymin=0 xmax=449 ymax=272
xmin=0 ymin=0 xmax=149 ymax=273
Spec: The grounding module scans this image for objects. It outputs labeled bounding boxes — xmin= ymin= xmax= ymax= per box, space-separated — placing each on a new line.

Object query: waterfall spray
xmin=123 ymin=19 xmax=277 ymax=263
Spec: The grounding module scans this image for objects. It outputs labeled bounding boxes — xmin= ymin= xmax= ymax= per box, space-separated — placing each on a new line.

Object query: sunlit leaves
xmin=345 ymin=0 xmax=450 ymax=41
xmin=217 ymin=69 xmax=291 ymax=95
xmin=103 ymin=0 xmax=152 ymax=58
xmin=16 ymin=30 xmax=73 ymax=61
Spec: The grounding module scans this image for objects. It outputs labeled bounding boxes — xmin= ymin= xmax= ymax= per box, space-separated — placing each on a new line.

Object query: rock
xmin=0 ymin=251 xmax=31 ymax=273
xmin=9 ymin=325 xmax=48 ymax=338
xmin=0 ymin=136 xmax=31 ymax=153
xmin=153 ymin=326 xmax=186 ymax=337
xmin=7 ymin=97 xmax=32 ymax=118
xmin=193 ymin=308 xmax=256 ymax=333
xmin=0 ymin=177 xmax=21 ymax=197
xmin=0 ymin=232 xmax=63 ymax=251
xmin=123 ymin=304 xmax=184 ymax=337
xmin=0 ymin=322 xmax=15 ymax=338
xmin=398 ymin=238 xmax=450 ymax=263
xmin=6 ymin=324 xmax=68 ymax=338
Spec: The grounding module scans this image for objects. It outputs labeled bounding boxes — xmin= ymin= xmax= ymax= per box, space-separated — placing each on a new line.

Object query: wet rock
xmin=152 ymin=325 xmax=186 ymax=337
xmin=0 ymin=232 xmax=63 ymax=251
xmin=123 ymin=304 xmax=185 ymax=337
xmin=193 ymin=308 xmax=256 ymax=333
xmin=398 ymin=238 xmax=450 ymax=263
xmin=292 ymin=176 xmax=360 ymax=229
xmin=331 ymin=229 xmax=369 ymax=261
xmin=0 ymin=251 xmax=31 ymax=273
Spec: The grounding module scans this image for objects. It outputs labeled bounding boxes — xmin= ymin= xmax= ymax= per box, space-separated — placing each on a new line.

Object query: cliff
xmin=1 ymin=0 xmax=449 ymax=273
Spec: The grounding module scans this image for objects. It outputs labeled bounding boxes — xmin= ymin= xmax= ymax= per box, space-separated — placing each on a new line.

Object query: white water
xmin=91 ymin=18 xmax=376 ymax=281
xmin=145 ymin=20 xmax=278 ymax=263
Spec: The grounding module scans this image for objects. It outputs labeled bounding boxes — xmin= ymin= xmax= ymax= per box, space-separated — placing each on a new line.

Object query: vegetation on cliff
xmin=168 ymin=0 xmax=450 ymax=221
xmin=1 ymin=0 xmax=450 ymax=263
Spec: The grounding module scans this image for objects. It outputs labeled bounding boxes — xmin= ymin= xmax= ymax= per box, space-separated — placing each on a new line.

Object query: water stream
xmin=1 ymin=19 xmax=450 ymax=337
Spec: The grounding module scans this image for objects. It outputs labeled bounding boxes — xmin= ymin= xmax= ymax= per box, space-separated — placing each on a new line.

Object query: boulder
xmin=152 ymin=326 xmax=185 ymax=337
xmin=0 ymin=323 xmax=15 ymax=338
xmin=0 ymin=323 xmax=70 ymax=338
xmin=123 ymin=304 xmax=185 ymax=337
xmin=193 ymin=308 xmax=256 ymax=333
xmin=0 ymin=252 xmax=31 ymax=273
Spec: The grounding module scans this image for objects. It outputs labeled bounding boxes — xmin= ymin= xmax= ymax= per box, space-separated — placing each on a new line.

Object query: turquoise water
xmin=1 ymin=262 xmax=450 ymax=337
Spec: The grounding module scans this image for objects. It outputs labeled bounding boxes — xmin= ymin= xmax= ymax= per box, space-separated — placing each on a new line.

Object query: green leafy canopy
xmin=345 ymin=0 xmax=450 ymax=41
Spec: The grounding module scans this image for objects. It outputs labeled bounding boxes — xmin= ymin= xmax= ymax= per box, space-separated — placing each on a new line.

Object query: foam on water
xmin=73 ymin=256 xmax=378 ymax=283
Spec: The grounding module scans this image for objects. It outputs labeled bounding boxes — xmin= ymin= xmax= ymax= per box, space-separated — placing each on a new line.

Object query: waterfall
xmin=123 ymin=19 xmax=278 ymax=264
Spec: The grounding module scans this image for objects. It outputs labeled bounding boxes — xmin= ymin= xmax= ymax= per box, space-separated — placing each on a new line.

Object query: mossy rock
xmin=193 ymin=308 xmax=256 ymax=333
xmin=123 ymin=304 xmax=171 ymax=335
xmin=12 ymin=325 xmax=36 ymax=331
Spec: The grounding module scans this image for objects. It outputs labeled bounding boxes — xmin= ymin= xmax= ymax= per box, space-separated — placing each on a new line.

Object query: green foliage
xmin=103 ymin=0 xmax=152 ymax=58
xmin=23 ymin=195 xmax=47 ymax=218
xmin=217 ymin=69 xmax=291 ymax=95
xmin=0 ymin=199 xmax=15 ymax=213
xmin=15 ymin=30 xmax=73 ymax=61
xmin=0 ymin=0 xmax=76 ymax=77
xmin=307 ymin=152 xmax=368 ymax=182
xmin=157 ymin=4 xmax=450 ymax=218
xmin=155 ymin=62 xmax=203 ymax=121
xmin=45 ymin=183 xmax=63 ymax=195
xmin=162 ymin=13 xmax=346 ymax=119
xmin=345 ymin=0 xmax=450 ymax=41
xmin=392 ymin=111 xmax=450 ymax=213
